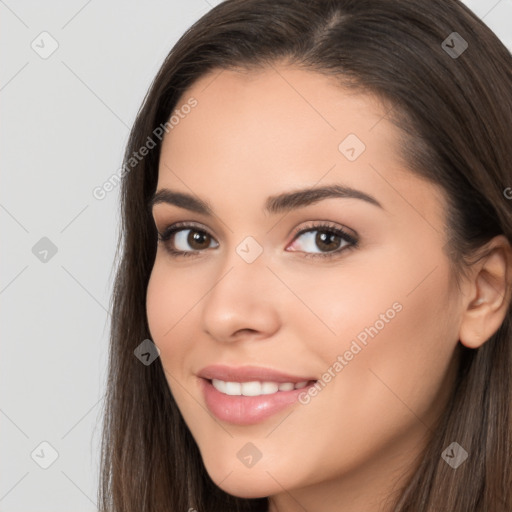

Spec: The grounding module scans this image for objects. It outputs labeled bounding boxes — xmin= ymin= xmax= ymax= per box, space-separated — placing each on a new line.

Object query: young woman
xmin=99 ymin=1 xmax=512 ymax=510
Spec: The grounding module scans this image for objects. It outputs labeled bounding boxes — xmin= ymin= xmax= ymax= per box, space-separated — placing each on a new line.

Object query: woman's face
xmin=146 ymin=65 xmax=464 ymax=507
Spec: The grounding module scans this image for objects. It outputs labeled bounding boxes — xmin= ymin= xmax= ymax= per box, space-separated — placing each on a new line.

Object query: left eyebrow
xmin=148 ymin=184 xmax=383 ymax=216
xmin=264 ymin=184 xmax=383 ymax=214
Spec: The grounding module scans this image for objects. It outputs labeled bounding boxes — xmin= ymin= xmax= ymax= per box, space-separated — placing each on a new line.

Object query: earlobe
xmin=458 ymin=235 xmax=512 ymax=349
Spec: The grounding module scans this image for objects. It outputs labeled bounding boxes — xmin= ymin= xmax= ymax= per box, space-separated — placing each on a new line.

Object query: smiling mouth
xmin=206 ymin=378 xmax=318 ymax=397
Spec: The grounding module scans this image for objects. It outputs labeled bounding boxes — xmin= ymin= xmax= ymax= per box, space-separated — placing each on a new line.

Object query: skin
xmin=146 ymin=64 xmax=512 ymax=511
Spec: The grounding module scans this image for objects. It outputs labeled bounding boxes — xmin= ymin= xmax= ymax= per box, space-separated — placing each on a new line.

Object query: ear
xmin=459 ymin=235 xmax=512 ymax=349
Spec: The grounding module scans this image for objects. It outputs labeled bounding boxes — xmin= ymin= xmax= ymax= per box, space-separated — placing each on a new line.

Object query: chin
xmin=203 ymin=460 xmax=283 ymax=499
xmin=215 ymin=480 xmax=274 ymax=500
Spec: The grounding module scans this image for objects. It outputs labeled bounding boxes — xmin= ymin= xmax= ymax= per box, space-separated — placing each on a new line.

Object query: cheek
xmin=146 ymin=264 xmax=171 ymax=342
xmin=146 ymin=253 xmax=208 ymax=327
xmin=274 ymin=250 xmax=408 ymax=363
xmin=293 ymin=244 xmax=459 ymax=419
xmin=146 ymin=260 xmax=195 ymax=358
xmin=146 ymin=262 xmax=201 ymax=418
xmin=319 ymin=260 xmax=458 ymax=432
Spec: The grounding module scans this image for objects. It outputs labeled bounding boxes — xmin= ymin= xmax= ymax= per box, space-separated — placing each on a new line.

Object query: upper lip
xmin=197 ymin=364 xmax=317 ymax=383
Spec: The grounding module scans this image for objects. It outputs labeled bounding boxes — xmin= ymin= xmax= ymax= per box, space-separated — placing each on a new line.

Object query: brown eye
xmin=158 ymin=224 xmax=219 ymax=256
xmin=184 ymin=230 xmax=212 ymax=250
xmin=287 ymin=223 xmax=357 ymax=258
xmin=315 ymin=231 xmax=343 ymax=252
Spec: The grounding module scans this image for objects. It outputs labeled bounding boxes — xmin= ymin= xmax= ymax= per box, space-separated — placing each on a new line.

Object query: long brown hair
xmin=98 ymin=1 xmax=512 ymax=510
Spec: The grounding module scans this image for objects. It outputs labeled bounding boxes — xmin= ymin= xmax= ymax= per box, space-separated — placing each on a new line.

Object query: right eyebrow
xmin=149 ymin=188 xmax=214 ymax=215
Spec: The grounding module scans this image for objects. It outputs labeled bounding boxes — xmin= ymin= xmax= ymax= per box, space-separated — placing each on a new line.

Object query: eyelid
xmin=157 ymin=220 xmax=214 ymax=239
xmin=289 ymin=220 xmax=357 ymax=243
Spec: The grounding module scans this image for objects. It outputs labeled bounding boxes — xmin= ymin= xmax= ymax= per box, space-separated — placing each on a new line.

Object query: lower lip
xmin=200 ymin=378 xmax=316 ymax=425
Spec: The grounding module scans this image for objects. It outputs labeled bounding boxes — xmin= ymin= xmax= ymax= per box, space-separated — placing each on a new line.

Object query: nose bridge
xmin=210 ymin=233 xmax=269 ymax=303
xmin=234 ymin=234 xmax=266 ymax=266
xmin=200 ymin=233 xmax=280 ymax=341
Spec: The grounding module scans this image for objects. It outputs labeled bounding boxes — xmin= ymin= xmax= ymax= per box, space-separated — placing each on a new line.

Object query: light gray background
xmin=1 ymin=1 xmax=510 ymax=510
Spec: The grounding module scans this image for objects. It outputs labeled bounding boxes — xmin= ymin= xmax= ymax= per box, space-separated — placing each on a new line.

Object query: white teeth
xmin=224 ymin=381 xmax=241 ymax=395
xmin=211 ymin=379 xmax=310 ymax=396
xmin=212 ymin=378 xmax=226 ymax=393
xmin=261 ymin=382 xmax=279 ymax=394
xmin=241 ymin=381 xmax=264 ymax=396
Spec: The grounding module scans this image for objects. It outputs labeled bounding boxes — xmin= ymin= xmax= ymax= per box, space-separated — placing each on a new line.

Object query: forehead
xmin=173 ymin=65 xmax=392 ymax=139
xmin=160 ymin=65 xmax=400 ymax=178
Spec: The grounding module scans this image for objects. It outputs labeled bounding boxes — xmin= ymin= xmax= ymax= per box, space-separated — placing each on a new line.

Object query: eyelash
xmin=156 ymin=221 xmax=359 ymax=260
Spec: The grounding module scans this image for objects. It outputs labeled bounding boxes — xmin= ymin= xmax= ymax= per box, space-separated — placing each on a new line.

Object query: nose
xmin=200 ymin=243 xmax=281 ymax=344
